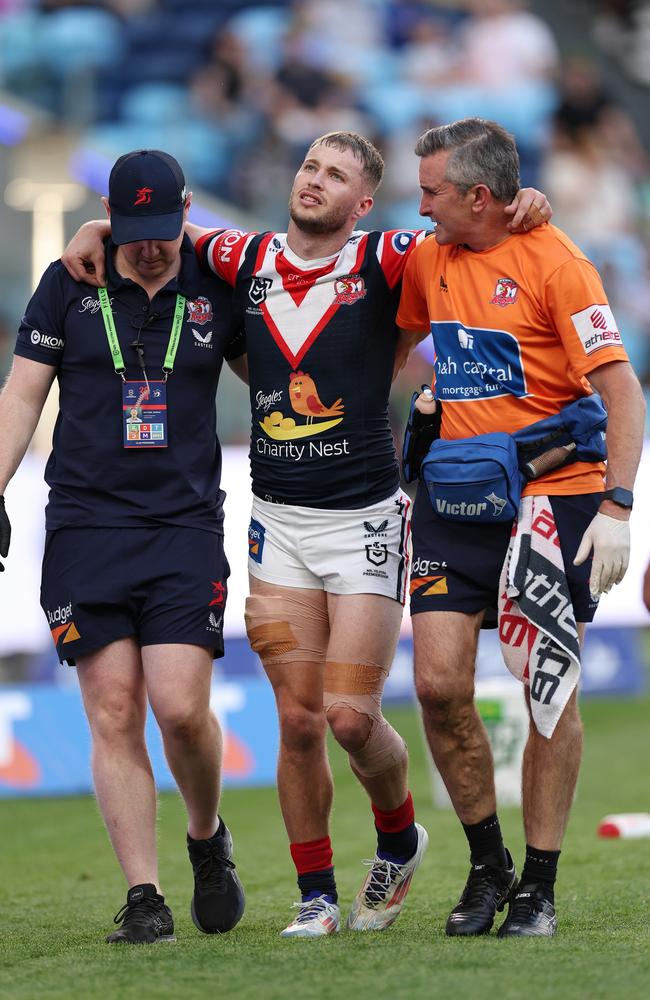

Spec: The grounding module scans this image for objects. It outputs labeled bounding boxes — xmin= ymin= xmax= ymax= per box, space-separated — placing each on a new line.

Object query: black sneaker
xmin=188 ymin=821 xmax=245 ymax=934
xmin=446 ymin=849 xmax=518 ymax=936
xmin=497 ymin=883 xmax=557 ymax=937
xmin=106 ymin=883 xmax=175 ymax=944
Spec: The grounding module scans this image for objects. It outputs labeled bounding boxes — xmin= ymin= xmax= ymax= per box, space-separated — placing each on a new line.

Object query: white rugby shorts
xmin=247 ymin=489 xmax=412 ymax=603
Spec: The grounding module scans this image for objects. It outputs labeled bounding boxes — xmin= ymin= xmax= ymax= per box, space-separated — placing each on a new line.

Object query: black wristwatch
xmin=600 ymin=487 xmax=634 ymax=510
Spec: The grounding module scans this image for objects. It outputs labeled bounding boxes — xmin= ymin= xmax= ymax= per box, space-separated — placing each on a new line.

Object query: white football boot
xmin=280 ymin=894 xmax=341 ymax=938
xmin=347 ymin=822 xmax=429 ymax=931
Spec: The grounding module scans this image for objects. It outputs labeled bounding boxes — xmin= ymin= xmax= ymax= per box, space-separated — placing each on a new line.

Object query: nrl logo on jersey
xmin=249 ymin=277 xmax=273 ymax=305
xmin=490 ymin=277 xmax=519 ymax=307
xmin=186 ymin=296 xmax=213 ymax=325
xmin=334 ymin=274 xmax=366 ymax=305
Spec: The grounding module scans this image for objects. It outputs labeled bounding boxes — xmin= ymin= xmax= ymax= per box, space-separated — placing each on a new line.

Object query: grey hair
xmin=308 ymin=132 xmax=384 ymax=192
xmin=414 ymin=118 xmax=520 ymax=203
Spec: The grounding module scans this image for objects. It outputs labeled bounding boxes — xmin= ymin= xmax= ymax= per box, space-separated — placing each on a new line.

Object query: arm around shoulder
xmin=61 ymin=219 xmax=110 ymax=286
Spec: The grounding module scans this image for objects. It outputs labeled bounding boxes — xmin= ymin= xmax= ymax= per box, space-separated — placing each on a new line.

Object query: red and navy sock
xmin=462 ymin=812 xmax=508 ymax=868
xmin=520 ymin=845 xmax=560 ymax=903
xmin=290 ymin=836 xmax=337 ymax=903
xmin=373 ymin=792 xmax=418 ymax=863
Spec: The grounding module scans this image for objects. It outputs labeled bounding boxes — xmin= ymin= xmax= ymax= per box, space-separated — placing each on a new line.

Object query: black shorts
xmin=409 ymin=484 xmax=601 ymax=626
xmin=40 ymin=526 xmax=229 ymax=664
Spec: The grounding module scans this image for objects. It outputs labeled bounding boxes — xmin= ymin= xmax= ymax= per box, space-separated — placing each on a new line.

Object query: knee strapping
xmin=323 ymin=659 xmax=407 ymax=778
xmin=244 ymin=592 xmax=329 ymax=667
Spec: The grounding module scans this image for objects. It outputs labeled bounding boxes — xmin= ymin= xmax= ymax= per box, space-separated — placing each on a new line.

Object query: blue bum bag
xmin=420 ymin=395 xmax=608 ymax=525
xmin=513 ymin=394 xmax=608 ymax=466
xmin=421 ymin=432 xmax=522 ymax=523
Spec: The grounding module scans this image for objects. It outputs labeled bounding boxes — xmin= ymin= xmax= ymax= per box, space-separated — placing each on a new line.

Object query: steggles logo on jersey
xmin=333 ymin=274 xmax=366 ymax=305
xmin=490 ymin=277 xmax=519 ymax=307
xmin=255 ymin=389 xmax=283 ymax=413
xmin=78 ymin=295 xmax=107 ymax=315
xmin=186 ymin=296 xmax=213 ymax=325
xmin=249 ymin=277 xmax=273 ymax=306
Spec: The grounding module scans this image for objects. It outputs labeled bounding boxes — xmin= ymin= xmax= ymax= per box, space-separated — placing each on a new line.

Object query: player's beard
xmin=289 ymin=197 xmax=352 ymax=236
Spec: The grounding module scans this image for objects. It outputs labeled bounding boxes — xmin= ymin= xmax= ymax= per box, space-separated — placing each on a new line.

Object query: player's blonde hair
xmin=415 ymin=118 xmax=520 ymax=204
xmin=308 ymin=132 xmax=384 ymax=192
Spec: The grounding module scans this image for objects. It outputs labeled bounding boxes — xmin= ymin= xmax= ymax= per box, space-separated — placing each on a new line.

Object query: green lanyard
xmin=98 ymin=287 xmax=186 ymax=380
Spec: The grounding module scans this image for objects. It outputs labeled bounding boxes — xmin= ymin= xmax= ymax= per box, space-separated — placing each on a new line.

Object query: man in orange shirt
xmin=397 ymin=118 xmax=645 ymax=937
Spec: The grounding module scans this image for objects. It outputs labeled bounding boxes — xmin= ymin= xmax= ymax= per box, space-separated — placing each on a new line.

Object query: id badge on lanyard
xmin=98 ymin=287 xmax=185 ymax=450
xmin=123 ymin=381 xmax=167 ymax=447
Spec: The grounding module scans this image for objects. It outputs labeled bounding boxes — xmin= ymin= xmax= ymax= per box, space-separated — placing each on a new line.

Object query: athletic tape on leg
xmin=244 ymin=593 xmax=329 ymax=665
xmin=324 ymin=660 xmax=407 ymax=777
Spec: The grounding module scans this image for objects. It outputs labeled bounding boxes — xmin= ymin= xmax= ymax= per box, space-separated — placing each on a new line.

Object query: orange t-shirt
xmin=396 ymin=224 xmax=629 ymax=495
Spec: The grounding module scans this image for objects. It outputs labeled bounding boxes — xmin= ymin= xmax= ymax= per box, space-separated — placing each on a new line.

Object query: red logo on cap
xmin=134 ymin=187 xmax=153 ymax=206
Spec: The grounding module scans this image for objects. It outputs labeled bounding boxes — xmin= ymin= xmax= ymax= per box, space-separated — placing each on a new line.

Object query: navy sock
xmin=462 ymin=813 xmax=508 ymax=867
xmin=376 ymin=823 xmax=419 ymax=863
xmin=520 ymin=845 xmax=560 ymax=903
xmin=297 ymin=867 xmax=338 ymax=904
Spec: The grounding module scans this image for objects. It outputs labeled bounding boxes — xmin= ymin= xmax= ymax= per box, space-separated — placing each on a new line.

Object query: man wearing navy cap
xmin=0 ymin=150 xmax=248 ymax=944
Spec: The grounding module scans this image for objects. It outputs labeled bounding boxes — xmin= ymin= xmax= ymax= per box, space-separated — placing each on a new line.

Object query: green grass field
xmin=2 ymin=693 xmax=649 ymax=1000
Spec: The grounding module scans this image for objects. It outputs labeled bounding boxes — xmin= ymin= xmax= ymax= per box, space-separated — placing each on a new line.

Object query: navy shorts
xmin=40 ymin=526 xmax=229 ymax=664
xmin=409 ymin=484 xmax=601 ymax=626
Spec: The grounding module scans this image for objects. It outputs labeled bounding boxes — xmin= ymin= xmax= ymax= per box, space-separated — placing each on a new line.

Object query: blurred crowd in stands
xmin=1 ymin=0 xmax=650 ymax=430
xmin=2 ymin=0 xmax=650 ymax=678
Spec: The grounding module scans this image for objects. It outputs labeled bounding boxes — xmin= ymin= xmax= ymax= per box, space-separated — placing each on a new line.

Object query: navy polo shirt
xmin=15 ymin=236 xmax=243 ymax=533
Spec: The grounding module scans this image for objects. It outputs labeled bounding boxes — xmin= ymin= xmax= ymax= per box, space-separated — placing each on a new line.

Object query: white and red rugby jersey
xmin=198 ymin=228 xmax=427 ymax=508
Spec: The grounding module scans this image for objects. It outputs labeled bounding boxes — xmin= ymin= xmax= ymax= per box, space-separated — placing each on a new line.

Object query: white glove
xmin=573 ymin=512 xmax=630 ymax=599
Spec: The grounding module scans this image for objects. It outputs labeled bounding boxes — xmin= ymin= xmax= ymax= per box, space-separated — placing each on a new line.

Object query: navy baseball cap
xmin=108 ymin=149 xmax=187 ymax=245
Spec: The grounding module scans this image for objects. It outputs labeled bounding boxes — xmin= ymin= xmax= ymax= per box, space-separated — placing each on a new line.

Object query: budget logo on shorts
xmin=365 ymin=542 xmax=388 ymax=566
xmin=248 ymin=518 xmax=266 ymax=563
xmin=410 ymin=575 xmax=448 ymax=597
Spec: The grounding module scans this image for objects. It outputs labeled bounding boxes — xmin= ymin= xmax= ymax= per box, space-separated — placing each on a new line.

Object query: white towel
xmin=498 ymin=496 xmax=581 ymax=738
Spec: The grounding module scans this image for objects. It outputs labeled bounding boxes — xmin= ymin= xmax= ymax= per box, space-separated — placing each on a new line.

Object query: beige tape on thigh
xmin=324 ymin=660 xmax=407 ymax=777
xmin=244 ymin=593 xmax=329 ymax=665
